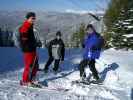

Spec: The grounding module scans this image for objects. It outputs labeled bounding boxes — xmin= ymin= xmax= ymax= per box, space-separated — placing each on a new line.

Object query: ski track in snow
xmin=0 ymin=47 xmax=133 ymax=100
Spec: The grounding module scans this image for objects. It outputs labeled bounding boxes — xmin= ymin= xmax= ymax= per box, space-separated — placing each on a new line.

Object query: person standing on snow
xmin=44 ymin=31 xmax=65 ymax=73
xmin=79 ymin=24 xmax=104 ymax=82
xmin=19 ymin=12 xmax=42 ymax=86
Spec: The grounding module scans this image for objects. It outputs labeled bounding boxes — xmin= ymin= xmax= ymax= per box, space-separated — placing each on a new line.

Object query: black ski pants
xmin=44 ymin=56 xmax=60 ymax=71
xmin=79 ymin=59 xmax=99 ymax=80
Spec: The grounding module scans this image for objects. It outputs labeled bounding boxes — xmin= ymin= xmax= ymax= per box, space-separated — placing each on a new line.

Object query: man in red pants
xmin=19 ymin=12 xmax=41 ymax=86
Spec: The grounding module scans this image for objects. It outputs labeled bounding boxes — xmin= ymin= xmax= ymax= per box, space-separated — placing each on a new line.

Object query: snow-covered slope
xmin=0 ymin=47 xmax=133 ymax=100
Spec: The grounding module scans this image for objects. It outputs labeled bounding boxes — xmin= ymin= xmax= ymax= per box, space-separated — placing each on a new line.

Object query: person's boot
xmin=80 ymin=77 xmax=86 ymax=82
xmin=53 ymin=68 xmax=58 ymax=75
xmin=96 ymin=78 xmax=102 ymax=83
xmin=31 ymin=76 xmax=39 ymax=84
xmin=43 ymin=68 xmax=48 ymax=73
xmin=28 ymin=82 xmax=42 ymax=88
xmin=93 ymin=75 xmax=102 ymax=84
xmin=80 ymin=73 xmax=87 ymax=82
xmin=20 ymin=80 xmax=30 ymax=86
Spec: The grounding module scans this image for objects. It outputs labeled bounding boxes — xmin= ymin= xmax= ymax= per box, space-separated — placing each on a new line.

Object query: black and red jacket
xmin=19 ymin=20 xmax=37 ymax=52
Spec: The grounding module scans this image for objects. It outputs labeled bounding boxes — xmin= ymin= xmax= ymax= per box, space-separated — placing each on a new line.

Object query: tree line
xmin=104 ymin=0 xmax=133 ymax=49
xmin=0 ymin=28 xmax=14 ymax=47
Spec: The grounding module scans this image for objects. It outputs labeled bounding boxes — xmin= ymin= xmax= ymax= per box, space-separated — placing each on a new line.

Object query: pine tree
xmin=123 ymin=1 xmax=133 ymax=49
xmin=104 ymin=0 xmax=133 ymax=49
xmin=71 ymin=23 xmax=85 ymax=47
xmin=111 ymin=8 xmax=128 ymax=48
xmin=0 ymin=28 xmax=2 ymax=46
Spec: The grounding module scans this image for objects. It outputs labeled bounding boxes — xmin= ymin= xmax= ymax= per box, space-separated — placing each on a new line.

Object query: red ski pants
xmin=22 ymin=51 xmax=39 ymax=83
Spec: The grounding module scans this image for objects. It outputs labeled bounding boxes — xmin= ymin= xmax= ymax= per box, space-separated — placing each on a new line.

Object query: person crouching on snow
xmin=44 ymin=31 xmax=65 ymax=74
xmin=79 ymin=24 xmax=104 ymax=82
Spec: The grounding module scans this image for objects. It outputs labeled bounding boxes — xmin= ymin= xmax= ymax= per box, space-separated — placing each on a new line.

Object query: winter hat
xmin=86 ymin=24 xmax=96 ymax=32
xmin=26 ymin=12 xmax=36 ymax=19
xmin=56 ymin=31 xmax=62 ymax=36
xmin=86 ymin=24 xmax=93 ymax=30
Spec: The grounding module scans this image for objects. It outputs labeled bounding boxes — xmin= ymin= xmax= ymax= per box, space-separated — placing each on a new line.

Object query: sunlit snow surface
xmin=0 ymin=47 xmax=133 ymax=100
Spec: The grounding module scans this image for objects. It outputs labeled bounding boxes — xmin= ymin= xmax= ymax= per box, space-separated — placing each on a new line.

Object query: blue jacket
xmin=83 ymin=32 xmax=104 ymax=60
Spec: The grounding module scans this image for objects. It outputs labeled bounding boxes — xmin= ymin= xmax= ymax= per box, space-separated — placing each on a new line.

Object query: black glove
xmin=82 ymin=44 xmax=85 ymax=48
xmin=91 ymin=45 xmax=101 ymax=51
xmin=36 ymin=41 xmax=42 ymax=47
xmin=61 ymin=57 xmax=64 ymax=61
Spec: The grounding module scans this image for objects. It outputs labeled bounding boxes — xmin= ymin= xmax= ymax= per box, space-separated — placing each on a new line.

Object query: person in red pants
xmin=19 ymin=12 xmax=41 ymax=86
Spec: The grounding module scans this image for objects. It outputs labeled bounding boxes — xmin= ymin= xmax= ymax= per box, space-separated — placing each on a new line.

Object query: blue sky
xmin=0 ymin=0 xmax=110 ymax=12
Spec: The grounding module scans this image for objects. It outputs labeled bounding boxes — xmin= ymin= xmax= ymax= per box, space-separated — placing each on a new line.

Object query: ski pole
xmin=29 ymin=55 xmax=38 ymax=81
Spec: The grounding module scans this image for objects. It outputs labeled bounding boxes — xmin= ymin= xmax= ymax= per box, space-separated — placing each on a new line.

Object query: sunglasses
xmin=31 ymin=17 xmax=36 ymax=20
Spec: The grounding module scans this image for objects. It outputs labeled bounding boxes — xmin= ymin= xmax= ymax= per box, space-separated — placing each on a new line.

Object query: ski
xmin=27 ymin=86 xmax=69 ymax=92
xmin=21 ymin=83 xmax=69 ymax=92
xmin=71 ymin=79 xmax=103 ymax=86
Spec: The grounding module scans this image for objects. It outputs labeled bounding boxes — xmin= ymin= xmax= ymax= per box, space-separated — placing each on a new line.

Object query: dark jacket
xmin=46 ymin=38 xmax=65 ymax=60
xmin=19 ymin=20 xmax=37 ymax=52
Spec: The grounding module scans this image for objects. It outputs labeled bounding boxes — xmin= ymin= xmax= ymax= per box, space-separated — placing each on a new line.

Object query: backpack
xmin=97 ymin=33 xmax=104 ymax=49
xmin=13 ymin=25 xmax=21 ymax=48
xmin=93 ymin=33 xmax=104 ymax=50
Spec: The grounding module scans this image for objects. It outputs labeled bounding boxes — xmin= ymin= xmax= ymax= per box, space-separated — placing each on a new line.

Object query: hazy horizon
xmin=0 ymin=0 xmax=110 ymax=12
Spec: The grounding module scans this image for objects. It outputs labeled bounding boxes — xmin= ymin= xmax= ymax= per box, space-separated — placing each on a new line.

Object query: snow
xmin=129 ymin=9 xmax=133 ymax=12
xmin=65 ymin=9 xmax=105 ymax=15
xmin=126 ymin=26 xmax=133 ymax=29
xmin=65 ymin=9 xmax=89 ymax=14
xmin=123 ymin=34 xmax=133 ymax=38
xmin=122 ymin=22 xmax=130 ymax=25
xmin=125 ymin=19 xmax=133 ymax=22
xmin=0 ymin=47 xmax=133 ymax=100
xmin=104 ymin=70 xmax=119 ymax=85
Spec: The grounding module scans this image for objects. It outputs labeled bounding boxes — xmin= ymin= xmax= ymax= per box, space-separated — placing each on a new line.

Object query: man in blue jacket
xmin=79 ymin=24 xmax=104 ymax=82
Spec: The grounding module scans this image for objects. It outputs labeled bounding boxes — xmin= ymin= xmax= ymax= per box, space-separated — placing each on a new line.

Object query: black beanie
xmin=86 ymin=24 xmax=93 ymax=30
xmin=56 ymin=31 xmax=61 ymax=36
xmin=86 ymin=24 xmax=96 ymax=32
xmin=26 ymin=12 xmax=36 ymax=19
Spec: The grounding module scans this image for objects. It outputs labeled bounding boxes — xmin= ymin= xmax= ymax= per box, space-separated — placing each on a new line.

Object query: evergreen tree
xmin=71 ymin=23 xmax=85 ymax=47
xmin=0 ymin=28 xmax=2 ymax=46
xmin=104 ymin=0 xmax=133 ymax=49
xmin=123 ymin=0 xmax=133 ymax=49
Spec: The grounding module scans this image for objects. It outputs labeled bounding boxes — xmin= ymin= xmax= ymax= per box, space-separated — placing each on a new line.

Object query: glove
xmin=92 ymin=45 xmax=101 ymax=50
xmin=82 ymin=44 xmax=85 ymax=48
xmin=36 ymin=41 xmax=42 ymax=47
xmin=61 ymin=58 xmax=64 ymax=61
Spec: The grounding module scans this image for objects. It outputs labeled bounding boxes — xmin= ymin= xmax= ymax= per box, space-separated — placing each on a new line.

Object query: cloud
xmin=65 ymin=9 xmax=88 ymax=14
xmin=65 ymin=9 xmax=105 ymax=15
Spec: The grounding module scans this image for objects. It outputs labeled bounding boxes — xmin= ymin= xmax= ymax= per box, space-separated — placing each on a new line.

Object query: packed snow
xmin=123 ymin=34 xmax=133 ymax=38
xmin=126 ymin=26 xmax=133 ymax=29
xmin=0 ymin=47 xmax=133 ymax=100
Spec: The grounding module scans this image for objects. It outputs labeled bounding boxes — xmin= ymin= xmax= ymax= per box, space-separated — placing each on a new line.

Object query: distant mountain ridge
xmin=0 ymin=11 xmax=103 ymax=42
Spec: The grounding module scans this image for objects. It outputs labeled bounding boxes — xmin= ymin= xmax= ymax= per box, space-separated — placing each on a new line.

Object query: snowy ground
xmin=0 ymin=47 xmax=133 ymax=100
